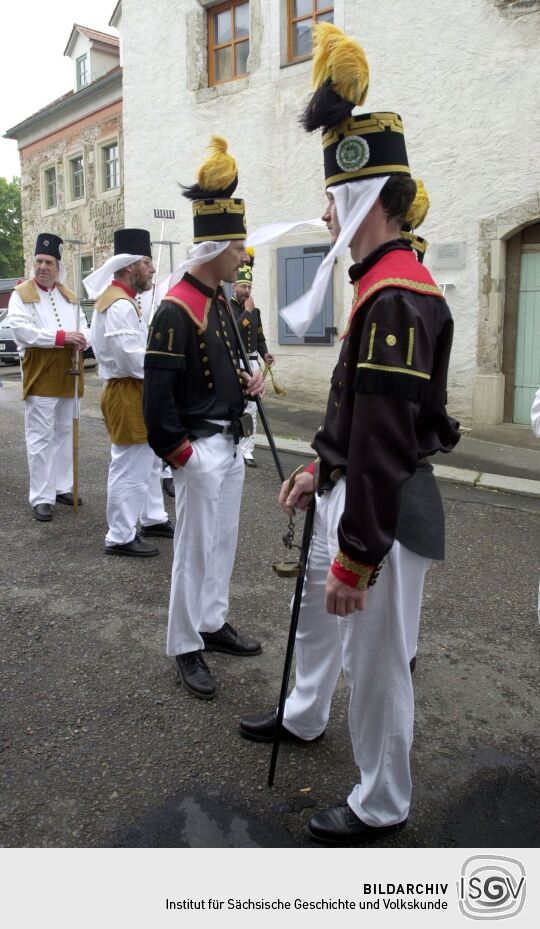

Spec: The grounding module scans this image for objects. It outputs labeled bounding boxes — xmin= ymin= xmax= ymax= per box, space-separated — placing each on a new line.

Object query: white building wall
xmin=121 ymin=0 xmax=540 ymax=423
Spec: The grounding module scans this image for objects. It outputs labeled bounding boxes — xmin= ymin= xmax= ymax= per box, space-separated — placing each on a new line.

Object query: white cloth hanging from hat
xmin=155 ymin=240 xmax=232 ymax=305
xmin=246 ymin=177 xmax=388 ymax=338
xmin=82 ymin=254 xmax=144 ymax=300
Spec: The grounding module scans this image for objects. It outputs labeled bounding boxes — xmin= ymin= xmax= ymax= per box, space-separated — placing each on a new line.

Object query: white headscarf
xmin=247 ymin=176 xmax=388 ymax=338
xmin=82 ymin=254 xmax=144 ymax=300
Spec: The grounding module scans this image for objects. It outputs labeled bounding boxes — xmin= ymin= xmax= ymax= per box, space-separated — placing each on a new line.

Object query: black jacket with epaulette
xmin=143 ymin=273 xmax=246 ymax=460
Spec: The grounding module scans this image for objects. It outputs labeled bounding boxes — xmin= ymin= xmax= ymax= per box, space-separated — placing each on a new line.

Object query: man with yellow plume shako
xmin=230 ymin=247 xmax=275 ymax=467
xmin=240 ymin=25 xmax=460 ymax=843
xmin=144 ymin=136 xmax=265 ymax=701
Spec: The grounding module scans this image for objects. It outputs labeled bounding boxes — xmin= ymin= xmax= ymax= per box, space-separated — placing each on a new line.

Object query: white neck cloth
xmin=246 ymin=177 xmax=388 ymax=338
xmin=82 ymin=254 xmax=144 ymax=300
xmin=156 ymin=240 xmax=231 ymax=305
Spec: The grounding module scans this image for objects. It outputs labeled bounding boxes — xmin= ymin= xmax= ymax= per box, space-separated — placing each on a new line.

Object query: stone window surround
xmin=64 ymin=150 xmax=87 ymax=209
xmin=473 ymin=189 xmax=540 ymax=425
xmin=40 ymin=161 xmax=59 ymax=217
xmin=95 ymin=135 xmax=121 ymax=201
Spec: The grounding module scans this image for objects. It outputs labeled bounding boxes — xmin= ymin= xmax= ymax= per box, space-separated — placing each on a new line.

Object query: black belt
xmin=248 ymin=354 xmax=258 ymax=360
xmin=188 ymin=419 xmax=243 ymax=443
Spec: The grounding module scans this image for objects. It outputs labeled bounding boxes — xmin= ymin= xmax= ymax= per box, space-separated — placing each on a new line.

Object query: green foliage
xmin=0 ymin=176 xmax=24 ymax=278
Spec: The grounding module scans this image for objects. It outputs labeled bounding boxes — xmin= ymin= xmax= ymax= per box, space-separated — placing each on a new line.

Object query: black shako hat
xmin=113 ymin=228 xmax=152 ymax=257
xmin=182 ymin=136 xmax=246 ymax=244
xmin=34 ymin=233 xmax=63 ymax=260
xmin=301 ymin=24 xmax=410 ymax=188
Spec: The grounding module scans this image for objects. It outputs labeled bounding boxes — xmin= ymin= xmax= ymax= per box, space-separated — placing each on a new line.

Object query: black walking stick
xmin=225 ymin=300 xmax=286 ymax=483
xmin=268 ymin=495 xmax=316 ymax=787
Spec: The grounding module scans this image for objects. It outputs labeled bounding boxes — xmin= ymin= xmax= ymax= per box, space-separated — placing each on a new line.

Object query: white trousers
xmin=25 ymin=396 xmax=74 ymax=506
xmin=241 ymin=358 xmax=258 ymax=459
xmin=283 ymin=479 xmax=431 ymax=827
xmin=167 ymin=433 xmax=245 ymax=656
xmin=105 ymin=443 xmax=168 ymax=545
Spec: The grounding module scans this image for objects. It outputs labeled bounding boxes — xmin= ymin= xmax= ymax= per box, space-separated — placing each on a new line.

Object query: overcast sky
xmin=0 ymin=0 xmax=118 ymax=180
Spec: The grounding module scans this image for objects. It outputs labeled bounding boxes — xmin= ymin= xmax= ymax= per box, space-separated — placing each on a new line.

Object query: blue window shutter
xmin=277 ymin=245 xmax=334 ymax=345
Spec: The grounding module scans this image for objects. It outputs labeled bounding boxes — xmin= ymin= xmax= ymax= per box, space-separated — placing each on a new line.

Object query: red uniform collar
xmin=344 ymin=248 xmax=443 ymax=336
xmin=35 ymin=281 xmax=57 ymax=293
xmin=112 ymin=279 xmax=137 ymax=299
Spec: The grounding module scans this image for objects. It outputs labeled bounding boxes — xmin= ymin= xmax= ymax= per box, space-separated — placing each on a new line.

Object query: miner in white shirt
xmin=8 ymin=233 xmax=89 ymax=522
xmin=85 ymin=228 xmax=172 ymax=557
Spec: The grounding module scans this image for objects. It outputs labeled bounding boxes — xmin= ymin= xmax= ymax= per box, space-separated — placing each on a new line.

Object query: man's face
xmin=214 ymin=241 xmax=248 ymax=284
xmin=321 ymin=192 xmax=341 ymax=244
xmin=33 ymin=254 xmax=59 ymax=289
xmin=233 ymin=282 xmax=252 ymax=305
xmin=129 ymin=257 xmax=155 ymax=293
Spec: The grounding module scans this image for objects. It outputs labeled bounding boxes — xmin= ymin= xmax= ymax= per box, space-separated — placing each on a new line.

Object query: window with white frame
xmin=76 ymin=55 xmax=88 ymax=89
xmin=43 ymin=166 xmax=57 ymax=210
xmin=102 ymin=142 xmax=119 ymax=190
xmin=69 ymin=155 xmax=85 ymax=200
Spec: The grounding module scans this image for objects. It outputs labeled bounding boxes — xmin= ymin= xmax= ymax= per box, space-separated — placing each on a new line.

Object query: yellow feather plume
xmin=312 ymin=22 xmax=369 ymax=106
xmin=245 ymin=246 xmax=255 ymax=258
xmin=197 ymin=135 xmax=237 ymax=192
xmin=405 ymin=179 xmax=430 ymax=229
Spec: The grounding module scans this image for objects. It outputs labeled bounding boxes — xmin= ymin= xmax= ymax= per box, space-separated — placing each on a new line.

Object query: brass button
xmin=197 ymin=328 xmax=203 ymax=336
xmin=221 ymin=321 xmax=226 ymax=328
xmin=386 ymin=334 xmax=397 ymax=347
xmin=202 ymin=356 xmax=209 ymax=362
xmin=207 ymin=382 xmax=213 ymax=389
xmin=343 ymin=361 xmax=347 ymax=368
xmin=199 ymin=342 xmax=206 ymax=349
xmin=226 ymin=340 xmax=231 ymax=347
xmin=216 ymin=330 xmax=221 ymax=337
xmin=204 ymin=369 xmax=210 ymax=376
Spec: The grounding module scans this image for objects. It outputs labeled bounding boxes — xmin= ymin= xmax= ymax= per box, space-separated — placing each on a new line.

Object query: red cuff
xmin=55 ymin=329 xmax=66 ymax=347
xmin=165 ymin=440 xmax=193 ymax=469
xmin=331 ymin=551 xmax=376 ymax=590
xmin=305 ymin=461 xmax=317 ymax=475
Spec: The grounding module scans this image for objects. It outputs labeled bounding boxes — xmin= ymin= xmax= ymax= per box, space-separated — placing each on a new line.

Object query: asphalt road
xmin=0 ymin=368 xmax=539 ymax=848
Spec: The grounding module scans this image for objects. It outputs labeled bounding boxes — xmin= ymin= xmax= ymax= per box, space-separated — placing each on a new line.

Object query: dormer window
xmin=76 ymin=54 xmax=88 ymax=89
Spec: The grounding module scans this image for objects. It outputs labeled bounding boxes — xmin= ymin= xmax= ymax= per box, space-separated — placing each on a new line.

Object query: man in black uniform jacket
xmin=240 ymin=25 xmax=460 ymax=843
xmin=230 ymin=251 xmax=274 ymax=467
xmin=143 ymin=136 xmax=265 ymax=700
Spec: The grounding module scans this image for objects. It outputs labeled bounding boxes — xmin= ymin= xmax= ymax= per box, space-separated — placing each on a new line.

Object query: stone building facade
xmin=117 ymin=0 xmax=540 ymax=426
xmin=4 ymin=25 xmax=123 ymax=295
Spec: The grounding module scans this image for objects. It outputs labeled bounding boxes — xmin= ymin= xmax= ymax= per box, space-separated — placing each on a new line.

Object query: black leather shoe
xmin=409 ymin=656 xmax=416 ymax=673
xmin=308 ymin=803 xmax=407 ymax=845
xmin=176 ymin=651 xmax=216 ymax=700
xmin=240 ymin=709 xmax=325 ymax=744
xmin=56 ymin=492 xmax=82 ymax=505
xmin=244 ymin=458 xmax=258 ymax=468
xmin=140 ymin=519 xmax=175 ymax=539
xmin=33 ymin=503 xmax=53 ymax=522
xmin=105 ymin=534 xmax=159 ymax=557
xmin=201 ymin=621 xmax=261 ymax=656
xmin=162 ymin=477 xmax=175 ymax=498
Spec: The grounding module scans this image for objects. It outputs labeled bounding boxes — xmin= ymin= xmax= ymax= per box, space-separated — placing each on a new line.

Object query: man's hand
xmin=64 ymin=331 xmax=87 ymax=350
xmin=242 ymin=368 xmax=265 ymax=398
xmin=325 ymin=571 xmax=367 ymax=615
xmin=264 ymin=352 xmax=275 ymax=365
xmin=279 ymin=470 xmax=315 ymax=515
xmin=244 ymin=295 xmax=255 ymax=312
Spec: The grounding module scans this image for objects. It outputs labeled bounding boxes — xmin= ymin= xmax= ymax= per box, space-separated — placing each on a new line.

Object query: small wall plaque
xmin=431 ymin=243 xmax=466 ymax=270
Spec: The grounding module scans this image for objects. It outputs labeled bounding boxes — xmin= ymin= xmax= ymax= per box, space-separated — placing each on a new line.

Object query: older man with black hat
xmin=144 ymin=136 xmax=264 ymax=701
xmin=240 ymin=25 xmax=460 ymax=844
xmin=84 ymin=229 xmax=172 ymax=557
xmin=7 ymin=233 xmax=89 ymax=521
xmin=230 ymin=250 xmax=274 ymax=467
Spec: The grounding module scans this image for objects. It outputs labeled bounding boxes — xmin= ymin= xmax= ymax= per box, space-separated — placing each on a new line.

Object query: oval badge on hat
xmin=43 ymin=238 xmax=50 ymax=246
xmin=336 ymin=136 xmax=370 ymax=172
